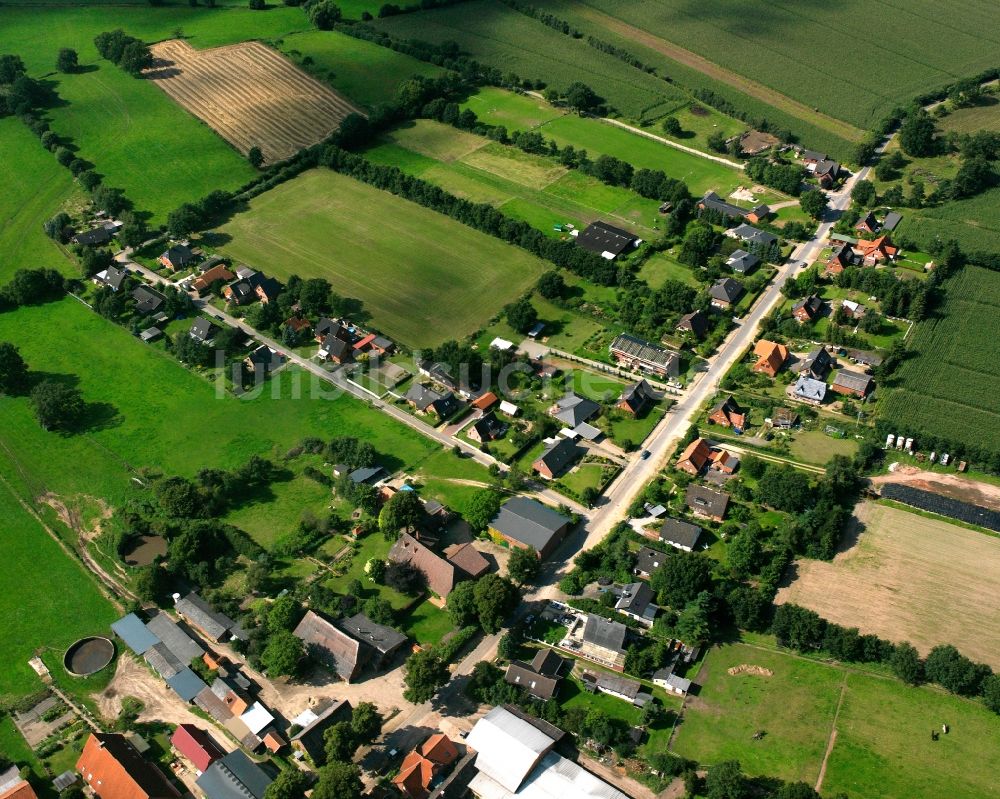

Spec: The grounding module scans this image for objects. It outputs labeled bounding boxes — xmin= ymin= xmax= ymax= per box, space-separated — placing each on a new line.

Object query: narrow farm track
xmin=146 ymin=40 xmax=361 ymax=163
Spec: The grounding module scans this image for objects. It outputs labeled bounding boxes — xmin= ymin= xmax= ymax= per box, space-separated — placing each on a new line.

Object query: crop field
xmin=538 ymin=0 xmax=1000 ymax=130
xmin=215 ymin=169 xmax=547 ymax=348
xmin=879 ymin=266 xmax=1000 ymax=454
xmin=937 ymin=99 xmax=1000 ymax=135
xmin=896 ymin=187 xmax=1000 ymax=254
xmin=776 ymin=501 xmax=1000 ymax=669
xmin=0 ymin=483 xmax=117 ymax=701
xmin=147 ymin=40 xmax=359 ymax=164
xmin=375 ymin=0 xmax=690 ymax=121
xmin=0 ymin=118 xmax=79 ymax=281
xmin=363 ymin=120 xmax=663 ymax=236
xmin=672 ymin=642 xmax=1000 ymax=798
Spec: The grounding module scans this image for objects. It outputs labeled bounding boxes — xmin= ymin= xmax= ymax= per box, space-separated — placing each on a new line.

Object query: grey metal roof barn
xmin=175 ymin=592 xmax=244 ymax=642
xmin=111 ymin=613 xmax=159 ymax=655
xmin=145 ymin=613 xmax=204 ymax=663
xmin=196 ymin=751 xmax=273 ymax=799
xmin=490 ymin=497 xmax=572 ymax=553
xmin=166 ymin=668 xmax=208 ymax=702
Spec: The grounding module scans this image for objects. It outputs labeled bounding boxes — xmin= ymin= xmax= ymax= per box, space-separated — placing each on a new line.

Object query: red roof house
xmin=170 ymin=725 xmax=224 ymax=774
xmin=392 ymin=733 xmax=460 ymax=799
xmin=676 ymin=438 xmax=712 ymax=476
xmin=857 ymin=236 xmax=898 ymax=265
xmin=77 ymin=733 xmax=180 ymax=799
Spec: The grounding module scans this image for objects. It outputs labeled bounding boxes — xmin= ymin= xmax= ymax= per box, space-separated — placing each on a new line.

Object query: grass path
xmin=815 ymin=676 xmax=848 ymax=793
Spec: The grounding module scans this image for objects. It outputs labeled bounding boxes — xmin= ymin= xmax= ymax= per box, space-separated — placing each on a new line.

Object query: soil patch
xmin=727 ymin=664 xmax=774 ymax=677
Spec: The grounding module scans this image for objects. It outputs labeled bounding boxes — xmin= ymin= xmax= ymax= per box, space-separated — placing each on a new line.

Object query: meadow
xmin=879 ymin=266 xmax=1000 ymax=455
xmin=776 ymin=502 xmax=1000 ymax=669
xmin=937 ymin=98 xmax=1000 ymax=135
xmin=0 ymin=484 xmax=118 ymax=701
xmin=375 ymin=0 xmax=690 ymax=122
xmin=215 ymin=169 xmax=548 ymax=348
xmin=672 ymin=642 xmax=1000 ymax=798
xmin=544 ymin=0 xmax=1000 ymax=130
xmin=895 ymin=188 xmax=1000 ymax=254
xmin=0 ymin=118 xmax=80 ymax=281
xmin=363 ymin=119 xmax=664 ymax=237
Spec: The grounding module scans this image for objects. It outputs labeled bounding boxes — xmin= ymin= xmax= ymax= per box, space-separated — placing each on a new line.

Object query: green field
xmin=460 ymin=87 xmax=566 ymax=131
xmin=896 ymin=188 xmax=1000 ymax=254
xmin=937 ymin=98 xmax=1000 ymax=135
xmin=363 ymin=119 xmax=664 ymax=236
xmin=540 ymin=0 xmax=1000 ymax=130
xmin=375 ymin=0 xmax=690 ymax=122
xmin=672 ymin=642 xmax=1000 ymax=798
xmin=879 ymin=266 xmax=1000 ymax=457
xmin=0 ymin=118 xmax=79 ymax=281
xmin=0 ymin=484 xmax=118 ymax=701
xmin=215 ymin=169 xmax=548 ymax=347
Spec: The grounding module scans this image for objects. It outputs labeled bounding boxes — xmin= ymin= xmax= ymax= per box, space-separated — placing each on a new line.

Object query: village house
xmin=771 ymin=407 xmax=799 ymax=429
xmin=658 ymin=518 xmax=702 ymax=552
xmin=159 ymin=244 xmax=196 ymax=272
xmin=824 ymin=243 xmax=859 ymax=277
xmin=814 ymin=159 xmax=842 ymax=188
xmin=77 ymin=733 xmax=180 ymax=799
xmin=698 ymin=191 xmax=769 ymax=224
xmin=609 ymin=333 xmax=680 ymax=378
xmin=504 ymin=649 xmax=567 ymax=701
xmin=753 ymin=339 xmax=788 ymax=377
xmin=73 ymin=225 xmax=113 ymax=247
xmin=653 ymin=669 xmax=692 ymax=696
xmin=393 ymin=733 xmax=460 ymax=799
xmin=675 ymin=437 xmax=712 ymax=475
xmin=616 ymin=379 xmax=657 ymax=416
xmin=585 ymin=672 xmax=649 ymax=706
xmin=847 ymin=349 xmax=882 ymax=369
xmin=710 ymin=449 xmax=740 ymax=474
xmin=528 ymin=437 xmax=577 ymax=479
xmin=800 ymin=149 xmax=827 ymax=165
xmin=243 ymin=345 xmax=285 ymax=377
xmin=131 ymin=286 xmax=165 ymax=315
xmin=614 ymin=581 xmax=657 ymax=626
xmin=792 ymin=294 xmax=824 ymax=323
xmin=289 ymin=699 xmax=352 ymax=763
xmin=550 ymin=393 xmax=600 ymax=428
xmin=857 ymin=235 xmax=898 ymax=265
xmin=574 ymin=220 xmax=641 ymax=260
xmin=800 ymin=347 xmax=834 ymax=379
xmin=727 ymin=222 xmax=778 ymax=249
xmin=793 ymin=374 xmax=827 ymax=405
xmin=633 ymin=546 xmax=667 ymax=578
xmin=188 ymin=318 xmax=218 ymax=344
xmin=855 ymin=211 xmax=879 ymax=234
xmin=578 ymin=614 xmax=628 ymax=672
xmin=93 ymin=265 xmax=128 ymax=292
xmin=387 ymin=532 xmax=481 ymax=600
xmin=685 ymin=484 xmax=730 ymax=522
xmin=292 ymin=610 xmax=407 ymax=682
xmin=709 ymin=277 xmax=745 ymax=310
xmin=283 ymin=316 xmax=312 ymax=336
xmin=832 ymin=369 xmax=874 ymax=398
xmin=726 ymin=249 xmax=760 ymax=275
xmin=489 ymin=496 xmax=572 ymax=559
xmin=467 ymin=411 xmax=506 ymax=444
xmin=676 ymin=309 xmax=709 ymax=340
xmin=0 ymin=766 xmax=38 ymax=799
xmin=405 ymin=384 xmax=460 ymax=419
xmin=840 ymin=299 xmax=865 ymax=320
xmin=708 ymin=395 xmax=747 ymax=430
xmin=191 ymin=264 xmax=235 ymax=295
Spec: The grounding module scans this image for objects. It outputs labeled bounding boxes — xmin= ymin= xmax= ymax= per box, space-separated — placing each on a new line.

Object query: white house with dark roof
xmin=609 ymin=333 xmax=680 ymax=378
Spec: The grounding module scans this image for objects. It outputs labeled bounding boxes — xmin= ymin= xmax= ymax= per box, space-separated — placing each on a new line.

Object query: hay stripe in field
xmin=146 ymin=40 xmax=362 ymax=163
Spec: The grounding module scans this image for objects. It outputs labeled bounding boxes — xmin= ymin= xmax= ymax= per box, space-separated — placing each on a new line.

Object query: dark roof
xmin=710 ymin=277 xmax=745 ymax=304
xmin=111 ymin=613 xmax=159 ymax=655
xmin=857 ymin=211 xmax=879 ymax=230
xmin=470 ymin=411 xmax=506 ymax=440
xmin=659 ymin=518 xmax=702 ymax=549
xmin=833 ymin=369 xmax=873 ymax=394
xmin=815 ymin=159 xmax=840 ymax=177
xmin=847 ymin=349 xmax=882 ymax=366
xmin=189 ymin=318 xmax=217 ymax=343
xmin=348 ymin=466 xmax=385 ymax=484
xmin=793 ymin=294 xmax=824 ymax=319
xmin=430 ymin=392 xmax=460 ymax=418
xmin=131 ymin=286 xmax=165 ymax=314
xmin=195 ymin=751 xmax=272 ymax=799
xmin=581 ymin=614 xmax=627 ymax=654
xmin=335 ymin=613 xmax=407 ymax=656
xmin=551 ymin=394 xmax=600 ymax=427
xmin=802 ymin=149 xmax=827 ymax=162
xmin=615 ymin=581 xmax=654 ymax=616
xmin=246 ymin=345 xmax=285 ymax=372
xmin=144 ymin=642 xmax=184 ymax=680
xmin=882 ymin=211 xmax=902 ymax=231
xmin=801 ymin=347 xmax=833 ymax=376
xmin=289 ymin=699 xmax=351 ymax=744
xmin=730 ymin=223 xmax=777 ymax=246
xmin=144 ymin=613 xmax=204 ymax=663
xmin=166 ymin=668 xmax=208 ymax=702
xmin=676 ymin=309 xmax=709 ymax=338
xmin=98 ymin=265 xmax=128 ymax=291
xmin=531 ymin=648 xmax=566 ymax=677
xmin=504 ymin=662 xmax=560 ymax=700
xmin=618 ymin=379 xmax=657 ymax=412
xmin=247 ymin=273 xmax=280 ymax=299
xmin=444 ymin=542 xmax=490 ymax=578
xmin=727 ymin=249 xmax=760 ymax=274
xmin=226 ymin=280 xmax=255 ymax=304
xmin=175 ymin=592 xmax=241 ymax=641
xmin=575 ymin=221 xmax=640 ymax=258
xmin=82 ymin=733 xmax=179 ymax=799
xmin=74 ymin=226 xmax=113 ymax=246
xmin=634 ymin=546 xmax=667 ymax=575
xmin=389 ymin=532 xmax=459 ymax=598
xmin=162 ymin=244 xmax=195 ymax=266
xmin=594 ymin=672 xmax=641 ymax=701
xmin=490 ymin=496 xmax=571 ymax=551
xmin=405 ymin=383 xmax=443 ymax=412
xmin=610 ymin=333 xmax=679 ymax=372
xmin=294 ymin=611 xmax=362 ymax=681
xmin=699 ymin=191 xmax=747 ymax=220
xmin=532 ymin=437 xmax=581 ymax=477
xmin=685 ymin=485 xmax=730 ymax=517
xmin=320 ymin=334 xmax=352 ymax=360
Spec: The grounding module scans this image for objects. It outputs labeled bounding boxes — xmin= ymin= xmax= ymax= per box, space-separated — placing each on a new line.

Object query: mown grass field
xmin=375 ymin=0 xmax=689 ymax=122
xmin=0 ymin=483 xmax=118 ymax=701
xmin=672 ymin=642 xmax=1000 ymax=798
xmin=546 ymin=0 xmax=1000 ymax=130
xmin=0 ymin=118 xmax=79 ymax=281
xmin=879 ymin=266 xmax=1000 ymax=454
xmin=363 ymin=119 xmax=663 ymax=236
xmin=215 ymin=169 xmax=548 ymax=347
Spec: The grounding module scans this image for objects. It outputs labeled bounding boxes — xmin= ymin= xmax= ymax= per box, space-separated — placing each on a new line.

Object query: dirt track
xmin=871 ymin=466 xmax=1000 ymax=513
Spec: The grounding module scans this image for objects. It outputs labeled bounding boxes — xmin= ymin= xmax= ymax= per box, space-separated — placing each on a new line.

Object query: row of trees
xmin=93 ymin=30 xmax=153 ymax=76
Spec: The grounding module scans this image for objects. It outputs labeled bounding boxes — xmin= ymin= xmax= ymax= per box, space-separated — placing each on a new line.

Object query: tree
xmin=675 ymin=591 xmax=712 ymax=644
xmin=56 ymin=48 xmax=79 ymax=73
xmin=0 ymin=342 xmax=30 ymax=395
xmin=982 ymin=673 xmax=1000 ymax=714
xmin=465 ymin=489 xmax=503 ymax=532
xmin=264 ymin=768 xmax=309 ymax=799
xmin=679 ymin=223 xmax=717 ymax=267
xmin=384 ymin=560 xmax=424 ymax=595
xmin=758 ymin=464 xmax=812 ymax=512
xmin=651 ymin=551 xmax=713 ymax=609
xmin=661 ymin=116 xmax=682 ymax=136
xmin=249 ymin=0 xmax=266 ymax=8
xmin=0 ymin=54 xmax=26 ymax=84
xmin=133 ymin=563 xmax=168 ymax=602
xmin=364 ymin=557 xmax=385 ymax=582
xmin=248 ymin=146 xmax=264 ymax=168
xmin=379 ymin=490 xmax=425 ymax=539
xmin=167 ymin=204 xmax=201 ymax=237
xmin=564 ymin=82 xmax=600 ymax=113
xmin=446 ymin=580 xmax=478 ymax=627
xmin=472 ymin=573 xmax=517 ymax=633
xmin=537 ymin=271 xmax=566 ymax=300
xmin=860 ymin=307 xmax=881 ymax=334
xmin=505 ymin=297 xmax=538 ymax=334
xmin=507 ymin=545 xmax=540 ymax=584
xmin=305 ymin=0 xmax=342 ymax=29
xmin=889 ymin=642 xmax=924 ymax=685
xmin=323 ymin=721 xmax=356 ymax=764
xmin=350 ymin=701 xmax=382 ymax=744
xmin=899 ymin=110 xmax=937 ymax=157
xmin=312 ymin=762 xmax=361 ymax=799
xmin=403 ymin=648 xmax=448 ymax=703
xmin=923 ymin=644 xmax=988 ymax=696
xmin=704 ymin=760 xmax=748 ymax=799
xmin=772 ymin=784 xmax=821 ymax=799
xmin=261 ymin=630 xmax=304 ymax=677
xmin=850 ymin=179 xmax=876 ymax=207
xmin=268 ymin=594 xmax=303 ymax=632
xmin=119 ymin=40 xmax=153 ymax=75
xmin=30 ymin=380 xmax=84 ymax=432
xmin=799 ymin=188 xmax=828 ymax=220
xmin=707 ymin=130 xmax=728 ymax=153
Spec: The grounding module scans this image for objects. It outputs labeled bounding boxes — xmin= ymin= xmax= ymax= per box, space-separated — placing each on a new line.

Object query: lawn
xmin=0 ymin=483 xmax=118 ymax=702
xmin=937 ymin=98 xmax=1000 ymax=135
xmin=215 ymin=169 xmax=548 ymax=348
xmin=0 ymin=118 xmax=80 ymax=281
xmin=637 ymin=253 xmax=701 ymax=288
xmin=560 ymin=673 xmax=642 ymax=725
xmin=559 ymin=462 xmax=613 ymax=497
xmin=460 ymin=87 xmax=566 ymax=131
xmin=398 ymin=598 xmax=456 ymax=646
xmin=603 ymin=405 xmax=666 ymax=446
xmin=673 ymin=641 xmax=1000 ymax=798
xmin=785 ymin=428 xmax=859 ymax=466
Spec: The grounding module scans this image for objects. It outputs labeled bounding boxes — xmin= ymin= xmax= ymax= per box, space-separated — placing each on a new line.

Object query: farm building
xmin=393 ymin=734 xmax=460 ymax=799
xmin=709 ymin=278 xmax=745 ymax=310
xmin=289 ymin=699 xmax=352 ymax=763
xmin=195 ymin=751 xmax=272 ymax=799
xmin=292 ymin=610 xmax=407 ymax=682
xmin=832 ymin=370 xmax=874 ymax=398
xmin=882 ymin=211 xmax=902 ymax=231
xmin=857 ymin=235 xmax=898 ymax=265
xmin=174 ymin=592 xmax=245 ymax=642
xmin=77 ymin=733 xmax=180 ymax=799
xmin=634 ymin=546 xmax=667 ymax=578
xmin=676 ymin=437 xmax=712 ymax=475
xmin=586 ymin=672 xmax=648 ymax=706
xmin=753 ymin=340 xmax=788 ymax=377
xmin=708 ymin=395 xmax=747 ymax=430
xmin=793 ymin=375 xmax=828 ymax=405
xmin=388 ymin=532 xmax=471 ymax=600
xmin=792 ymin=294 xmax=824 ymax=323
xmin=170 ymin=725 xmax=224 ymax=776
xmin=659 ymin=518 xmax=703 ymax=552
xmin=489 ymin=496 xmax=571 ymax=559
xmin=685 ymin=485 xmax=730 ymax=521
xmin=676 ymin=309 xmax=709 ymax=339
xmin=616 ymin=379 xmax=657 ymax=415
xmin=726 ymin=249 xmax=760 ymax=274
xmin=653 ymin=670 xmax=692 ymax=696
xmin=698 ymin=191 xmax=769 ymax=224
xmin=574 ymin=221 xmax=641 ymax=260
xmin=609 ymin=333 xmax=680 ymax=378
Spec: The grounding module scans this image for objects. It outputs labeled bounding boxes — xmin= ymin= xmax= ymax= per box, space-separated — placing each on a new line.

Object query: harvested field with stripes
xmin=147 ymin=39 xmax=360 ymax=164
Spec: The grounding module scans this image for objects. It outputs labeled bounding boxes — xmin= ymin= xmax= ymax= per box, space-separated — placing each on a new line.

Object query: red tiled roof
xmin=677 ymin=437 xmax=712 ymax=472
xmin=170 ymin=725 xmax=224 ymax=773
xmin=353 ymin=333 xmax=376 ymax=350
xmin=0 ymin=781 xmax=38 ymax=799
xmin=471 ymin=392 xmax=498 ymax=410
xmin=77 ymin=733 xmax=180 ymax=799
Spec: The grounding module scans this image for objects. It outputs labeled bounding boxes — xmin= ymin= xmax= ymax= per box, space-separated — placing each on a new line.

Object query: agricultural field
xmin=776 ymin=501 xmax=1000 ymax=669
xmin=672 ymin=641 xmax=1000 ymax=798
xmin=937 ymin=97 xmax=1000 ymax=135
xmin=895 ymin=188 xmax=1000 ymax=254
xmin=374 ymin=0 xmax=690 ymax=121
xmin=0 ymin=118 xmax=79 ymax=281
xmin=460 ymin=87 xmax=566 ymax=132
xmin=147 ymin=40 xmax=360 ymax=163
xmin=363 ymin=119 xmax=663 ymax=237
xmin=215 ymin=169 xmax=548 ymax=348
xmin=540 ymin=0 xmax=1000 ymax=131
xmin=0 ymin=484 xmax=118 ymax=701
xmin=879 ymin=266 xmax=1000 ymax=455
